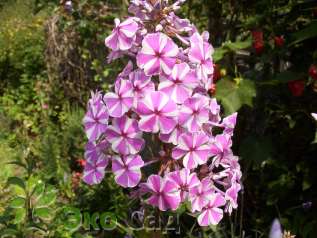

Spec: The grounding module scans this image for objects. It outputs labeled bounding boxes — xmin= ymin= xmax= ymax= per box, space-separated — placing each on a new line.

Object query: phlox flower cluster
xmin=82 ymin=0 xmax=242 ymax=227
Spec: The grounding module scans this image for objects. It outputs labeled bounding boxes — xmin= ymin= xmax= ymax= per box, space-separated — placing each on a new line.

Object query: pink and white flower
xmin=129 ymin=70 xmax=155 ymax=105
xmin=83 ymin=91 xmax=109 ymax=142
xmin=222 ymin=112 xmax=238 ymax=136
xmin=166 ymin=168 xmax=200 ymax=202
xmin=210 ymin=134 xmax=232 ymax=167
xmin=179 ymin=95 xmax=210 ymax=132
xmin=137 ymin=91 xmax=178 ymax=134
xmin=189 ymin=177 xmax=213 ymax=212
xmin=197 ymin=193 xmax=226 ymax=226
xmin=159 ymin=118 xmax=186 ymax=145
xmin=225 ymin=181 xmax=241 ymax=214
xmin=136 ymin=33 xmax=179 ymax=75
xmin=145 ymin=175 xmax=181 ymax=211
xmin=158 ymin=62 xmax=198 ymax=104
xmin=188 ymin=33 xmax=214 ymax=83
xmin=104 ymin=79 xmax=134 ymax=118
xmin=112 ymin=155 xmax=144 ymax=188
xmin=172 ymin=132 xmax=210 ymax=169
xmin=105 ymin=18 xmax=139 ymax=51
xmin=83 ymin=155 xmax=109 ymax=185
xmin=105 ymin=116 xmax=144 ymax=155
xmin=84 ymin=140 xmax=109 ymax=163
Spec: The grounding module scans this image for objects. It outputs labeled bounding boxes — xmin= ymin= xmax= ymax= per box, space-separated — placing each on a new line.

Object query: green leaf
xmin=215 ymin=78 xmax=256 ymax=115
xmin=26 ymin=175 xmax=39 ymax=194
xmin=0 ymin=228 xmax=19 ymax=236
xmin=36 ymin=190 xmax=57 ymax=207
xmin=10 ymin=197 xmax=25 ymax=208
xmin=225 ymin=39 xmax=252 ymax=51
xmin=14 ymin=208 xmax=26 ymax=224
xmin=289 ymin=21 xmax=317 ymax=46
xmin=32 ymin=181 xmax=45 ymax=199
xmin=213 ymin=48 xmax=228 ymax=62
xmin=7 ymin=177 xmax=25 ymax=190
xmin=34 ymin=207 xmax=53 ymax=220
xmin=213 ymin=39 xmax=252 ymax=62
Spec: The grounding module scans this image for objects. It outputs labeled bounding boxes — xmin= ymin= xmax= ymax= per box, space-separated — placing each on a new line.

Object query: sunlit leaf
xmin=215 ymin=77 xmax=256 ymax=115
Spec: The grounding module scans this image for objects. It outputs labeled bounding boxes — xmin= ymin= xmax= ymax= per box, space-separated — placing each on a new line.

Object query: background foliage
xmin=0 ymin=0 xmax=316 ymax=237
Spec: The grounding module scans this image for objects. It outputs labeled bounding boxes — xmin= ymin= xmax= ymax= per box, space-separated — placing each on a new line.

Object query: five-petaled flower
xmin=104 ymin=78 xmax=134 ymax=118
xmin=83 ymin=91 xmax=109 ymax=142
xmin=188 ymin=32 xmax=214 ymax=84
xmin=83 ymin=152 xmax=109 ymax=185
xmin=105 ymin=116 xmax=144 ymax=155
xmin=137 ymin=91 xmax=178 ymax=134
xmin=158 ymin=62 xmax=198 ymax=104
xmin=189 ymin=177 xmax=213 ymax=212
xmin=179 ymin=94 xmax=210 ymax=132
xmin=137 ymin=32 xmax=179 ymax=76
xmin=145 ymin=175 xmax=181 ymax=211
xmin=197 ymin=192 xmax=226 ymax=226
xmin=210 ymin=134 xmax=232 ymax=167
xmin=112 ymin=154 xmax=144 ymax=188
xmin=166 ymin=168 xmax=200 ymax=202
xmin=172 ymin=132 xmax=211 ymax=169
xmin=105 ymin=18 xmax=139 ymax=51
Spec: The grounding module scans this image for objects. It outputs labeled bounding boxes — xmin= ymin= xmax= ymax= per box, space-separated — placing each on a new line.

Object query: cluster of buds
xmin=82 ymin=0 xmax=241 ymax=227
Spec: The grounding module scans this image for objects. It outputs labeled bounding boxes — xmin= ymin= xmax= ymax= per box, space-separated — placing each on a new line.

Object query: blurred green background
xmin=0 ymin=0 xmax=316 ymax=237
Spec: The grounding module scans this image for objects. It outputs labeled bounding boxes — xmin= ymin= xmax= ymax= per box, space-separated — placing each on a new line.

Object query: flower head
xmin=179 ymin=95 xmax=210 ymax=132
xmin=137 ymin=91 xmax=177 ymax=134
xmin=137 ymin=33 xmax=179 ymax=75
xmin=188 ymin=33 xmax=214 ymax=85
xmin=112 ymin=154 xmax=144 ymax=188
xmin=145 ymin=175 xmax=181 ymax=211
xmin=105 ymin=18 xmax=139 ymax=51
xmin=83 ymin=154 xmax=109 ymax=185
xmin=197 ymin=193 xmax=226 ymax=226
xmin=189 ymin=177 xmax=213 ymax=212
xmin=166 ymin=168 xmax=200 ymax=202
xmin=83 ymin=91 xmax=109 ymax=142
xmin=158 ymin=62 xmax=198 ymax=104
xmin=105 ymin=116 xmax=144 ymax=155
xmin=172 ymin=132 xmax=210 ymax=169
xmin=104 ymin=79 xmax=134 ymax=118
xmin=210 ymin=134 xmax=232 ymax=167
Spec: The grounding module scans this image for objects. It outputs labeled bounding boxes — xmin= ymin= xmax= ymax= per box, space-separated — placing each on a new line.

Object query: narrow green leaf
xmin=289 ymin=21 xmax=317 ymax=46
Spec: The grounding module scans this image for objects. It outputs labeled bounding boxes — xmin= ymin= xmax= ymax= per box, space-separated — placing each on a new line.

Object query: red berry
xmin=274 ymin=36 xmax=285 ymax=47
xmin=251 ymin=30 xmax=264 ymax=54
xmin=309 ymin=65 xmax=317 ymax=80
xmin=253 ymin=41 xmax=264 ymax=54
xmin=288 ymin=80 xmax=305 ymax=97
xmin=251 ymin=30 xmax=263 ymax=42
xmin=77 ymin=159 xmax=86 ymax=167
